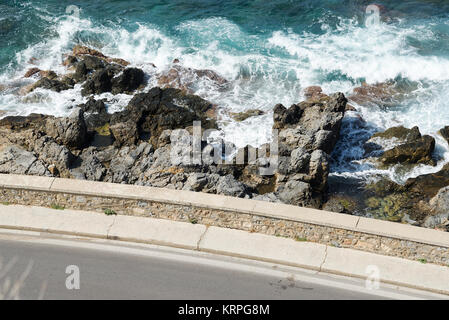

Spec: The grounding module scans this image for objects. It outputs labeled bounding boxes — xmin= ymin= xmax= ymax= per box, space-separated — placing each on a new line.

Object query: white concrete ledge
xmin=109 ymin=215 xmax=207 ymax=250
xmin=198 ymin=226 xmax=327 ymax=270
xmin=1 ymin=174 xmax=449 ymax=249
xmin=0 ymin=203 xmax=448 ymax=295
xmin=322 ymin=246 xmax=449 ymax=294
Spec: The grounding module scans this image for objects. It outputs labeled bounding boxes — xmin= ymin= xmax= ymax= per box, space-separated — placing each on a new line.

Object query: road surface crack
xmin=196 ymin=226 xmax=209 ymax=251
xmin=355 ymin=216 xmax=361 ymax=229
xmin=319 ymin=245 xmax=328 ymax=273
xmin=106 ymin=215 xmax=117 ymax=239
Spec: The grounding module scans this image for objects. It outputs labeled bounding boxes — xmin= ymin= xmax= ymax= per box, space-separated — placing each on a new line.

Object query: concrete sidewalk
xmin=0 ymin=204 xmax=448 ymax=296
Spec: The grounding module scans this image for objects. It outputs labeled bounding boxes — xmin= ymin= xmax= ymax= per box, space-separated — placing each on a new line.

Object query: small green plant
xmin=104 ymin=209 xmax=117 ymax=216
xmin=1 ymin=201 xmax=10 ymax=206
xmin=50 ymin=203 xmax=65 ymax=210
xmin=188 ymin=217 xmax=198 ymax=224
xmin=295 ymin=236 xmax=307 ymax=242
xmin=418 ymin=259 xmax=427 ymax=264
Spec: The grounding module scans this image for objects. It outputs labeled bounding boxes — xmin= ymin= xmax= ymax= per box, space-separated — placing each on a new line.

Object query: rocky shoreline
xmin=1 ymin=46 xmax=449 ymax=231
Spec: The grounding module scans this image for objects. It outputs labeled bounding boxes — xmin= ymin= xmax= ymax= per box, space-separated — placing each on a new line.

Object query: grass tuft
xmin=50 ymin=203 xmax=65 ymax=210
xmin=104 ymin=209 xmax=117 ymax=216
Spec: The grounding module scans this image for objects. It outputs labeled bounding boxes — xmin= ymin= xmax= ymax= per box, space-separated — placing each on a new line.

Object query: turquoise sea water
xmin=1 ymin=0 xmax=449 ymax=182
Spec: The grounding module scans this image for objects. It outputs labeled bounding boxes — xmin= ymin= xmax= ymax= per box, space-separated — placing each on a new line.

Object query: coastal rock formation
xmin=365 ymin=126 xmax=436 ymax=166
xmin=0 ymin=75 xmax=347 ymax=209
xmin=10 ymin=45 xmax=449 ymax=230
xmin=157 ymin=61 xmax=228 ymax=94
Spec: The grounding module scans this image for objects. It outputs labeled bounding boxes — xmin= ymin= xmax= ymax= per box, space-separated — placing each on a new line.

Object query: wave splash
xmin=1 ymin=10 xmax=449 ymax=183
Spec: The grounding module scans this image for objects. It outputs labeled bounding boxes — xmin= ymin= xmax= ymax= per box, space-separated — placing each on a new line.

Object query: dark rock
xmin=80 ymin=98 xmax=107 ymax=114
xmin=380 ymin=135 xmax=435 ymax=165
xmin=273 ymin=104 xmax=303 ymax=129
xmin=439 ymin=126 xmax=449 ymax=145
xmin=0 ymin=114 xmax=48 ymax=131
xmin=78 ymin=98 xmax=110 ymax=132
xmin=230 ymin=109 xmax=265 ymax=122
xmin=29 ymin=77 xmax=73 ymax=93
xmin=111 ymin=68 xmax=145 ymax=94
xmin=63 ymin=55 xmax=78 ymax=67
xmin=109 ymin=120 xmax=138 ymax=147
xmin=323 ymin=196 xmax=356 ymax=214
xmin=278 ymin=179 xmax=312 ymax=206
xmin=73 ymin=61 xmax=89 ymax=82
xmin=81 ymin=69 xmax=112 ymax=96
xmin=45 ymin=108 xmax=87 ymax=149
xmin=82 ymin=55 xmax=106 ymax=71
xmin=372 ymin=126 xmax=421 ymax=142
xmin=24 ymin=67 xmax=41 ymax=78
xmin=114 ymin=87 xmax=216 ymax=147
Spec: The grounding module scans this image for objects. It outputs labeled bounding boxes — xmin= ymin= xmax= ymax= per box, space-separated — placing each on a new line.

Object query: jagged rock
xmin=439 ymin=126 xmax=449 ymax=145
xmin=75 ymin=148 xmax=106 ymax=181
xmin=379 ymin=135 xmax=435 ymax=165
xmin=289 ymin=147 xmax=310 ymax=173
xmin=82 ymin=55 xmax=106 ymax=71
xmin=273 ymin=103 xmax=303 ymax=129
xmin=229 ymin=109 xmax=264 ymax=122
xmin=111 ymin=68 xmax=145 ymax=94
xmin=109 ymin=120 xmax=138 ymax=146
xmin=157 ymin=63 xmax=227 ymax=93
xmin=304 ymin=86 xmax=323 ymax=99
xmin=157 ymin=129 xmax=172 ymax=148
xmin=308 ymin=150 xmax=329 ymax=192
xmin=253 ymin=192 xmax=279 ymax=203
xmin=81 ymin=68 xmax=113 ymax=96
xmin=80 ymin=98 xmax=107 ymax=114
xmin=216 ymin=174 xmax=248 ymax=197
xmin=323 ymin=196 xmax=356 ymax=214
xmin=278 ymin=179 xmax=312 ymax=206
xmin=31 ymin=136 xmax=74 ymax=176
xmin=79 ymin=98 xmax=110 ymax=131
xmin=28 ymin=76 xmax=73 ymax=93
xmin=348 ymin=81 xmax=402 ymax=108
xmin=24 ymin=69 xmax=58 ymax=79
xmin=0 ymin=145 xmax=50 ymax=176
xmin=24 ymin=67 xmax=41 ymax=78
xmin=45 ymin=108 xmax=87 ymax=149
xmin=423 ymin=186 xmax=449 ymax=229
xmin=371 ymin=126 xmax=421 ymax=143
xmin=63 ymin=55 xmax=78 ymax=67
xmin=120 ymin=87 xmax=217 ymax=147
xmin=0 ymin=113 xmax=48 ymax=131
xmin=72 ymin=45 xmax=130 ymax=66
xmin=183 ymin=172 xmax=208 ymax=191
xmin=405 ymin=163 xmax=449 ymax=201
xmin=73 ymin=45 xmax=108 ymax=59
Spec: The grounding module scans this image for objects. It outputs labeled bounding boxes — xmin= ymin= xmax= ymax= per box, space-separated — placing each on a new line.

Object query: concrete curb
xmin=0 ymin=204 xmax=448 ymax=296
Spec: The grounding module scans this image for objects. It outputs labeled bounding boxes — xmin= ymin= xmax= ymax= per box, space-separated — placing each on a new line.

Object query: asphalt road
xmin=0 ymin=231 xmax=436 ymax=300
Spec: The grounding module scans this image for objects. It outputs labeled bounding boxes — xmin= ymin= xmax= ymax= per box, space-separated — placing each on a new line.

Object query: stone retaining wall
xmin=1 ymin=174 xmax=448 ymax=266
